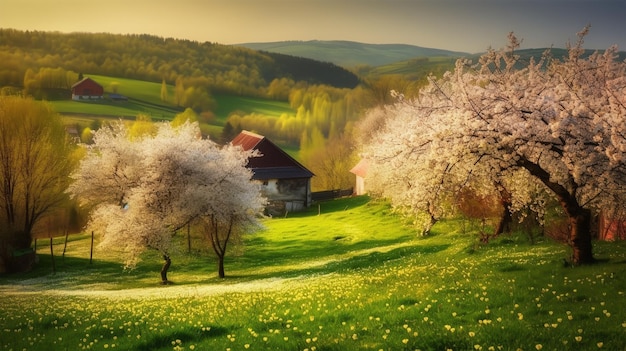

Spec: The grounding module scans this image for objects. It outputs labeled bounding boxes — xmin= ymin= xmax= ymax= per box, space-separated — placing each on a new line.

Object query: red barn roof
xmin=71 ymin=77 xmax=104 ymax=97
xmin=231 ymin=131 xmax=314 ymax=180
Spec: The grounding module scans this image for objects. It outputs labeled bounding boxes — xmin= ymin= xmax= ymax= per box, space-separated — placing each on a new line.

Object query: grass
xmin=1 ymin=196 xmax=625 ymax=351
xmin=213 ymin=94 xmax=294 ymax=124
xmin=50 ymin=75 xmax=182 ymax=120
xmin=48 ymin=75 xmax=295 ymax=143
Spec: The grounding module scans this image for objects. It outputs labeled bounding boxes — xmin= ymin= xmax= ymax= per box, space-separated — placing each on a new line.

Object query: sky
xmin=1 ymin=0 xmax=625 ymax=53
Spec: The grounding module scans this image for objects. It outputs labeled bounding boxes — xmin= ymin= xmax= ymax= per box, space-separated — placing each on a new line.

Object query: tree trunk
xmin=160 ymin=255 xmax=171 ymax=284
xmin=422 ymin=203 xmax=438 ymax=236
xmin=569 ymin=208 xmax=595 ymax=265
xmin=217 ymin=255 xmax=225 ymax=278
xmin=494 ymin=207 xmax=512 ymax=236
xmin=517 ymin=157 xmax=594 ymax=265
xmin=494 ymin=183 xmax=512 ymax=236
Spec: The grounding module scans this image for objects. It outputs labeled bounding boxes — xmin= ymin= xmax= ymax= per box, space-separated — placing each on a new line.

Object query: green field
xmin=50 ymin=75 xmax=294 ymax=140
xmin=1 ymin=197 xmax=625 ymax=351
xmin=51 ymin=75 xmax=182 ymax=120
xmin=366 ymin=57 xmax=457 ymax=81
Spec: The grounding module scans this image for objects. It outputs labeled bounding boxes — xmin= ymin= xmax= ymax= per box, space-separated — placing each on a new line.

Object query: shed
xmin=71 ymin=77 xmax=104 ymax=100
xmin=349 ymin=158 xmax=369 ymax=195
xmin=231 ymin=130 xmax=314 ymax=216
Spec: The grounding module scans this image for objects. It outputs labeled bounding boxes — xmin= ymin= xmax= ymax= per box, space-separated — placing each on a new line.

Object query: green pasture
xmin=50 ymin=75 xmax=182 ymax=120
xmin=367 ymin=57 xmax=456 ymax=80
xmin=49 ymin=75 xmax=295 ymax=142
xmin=1 ymin=196 xmax=625 ymax=351
xmin=213 ymin=94 xmax=294 ymax=124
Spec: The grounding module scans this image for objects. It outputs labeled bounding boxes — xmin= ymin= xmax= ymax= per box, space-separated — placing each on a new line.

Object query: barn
xmin=71 ymin=77 xmax=104 ymax=100
xmin=231 ymin=130 xmax=314 ymax=216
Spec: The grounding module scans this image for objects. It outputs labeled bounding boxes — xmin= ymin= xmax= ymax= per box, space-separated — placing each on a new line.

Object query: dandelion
xmin=597 ymin=342 xmax=604 ymax=348
xmin=575 ymin=336 xmax=583 ymax=342
xmin=535 ymin=344 xmax=542 ymax=350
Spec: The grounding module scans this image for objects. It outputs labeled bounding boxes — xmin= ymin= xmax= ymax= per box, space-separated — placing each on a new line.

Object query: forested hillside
xmin=238 ymin=40 xmax=469 ymax=67
xmin=0 ymin=29 xmax=360 ymax=97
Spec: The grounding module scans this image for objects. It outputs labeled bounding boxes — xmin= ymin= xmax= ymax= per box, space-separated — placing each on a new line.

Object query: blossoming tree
xmin=69 ymin=121 xmax=266 ymax=281
xmin=362 ymin=28 xmax=626 ymax=265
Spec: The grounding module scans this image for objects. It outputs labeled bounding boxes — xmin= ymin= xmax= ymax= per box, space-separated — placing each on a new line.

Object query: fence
xmin=311 ymin=188 xmax=353 ymax=202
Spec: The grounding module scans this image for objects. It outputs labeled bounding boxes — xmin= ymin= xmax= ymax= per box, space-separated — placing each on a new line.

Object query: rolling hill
xmin=237 ymin=40 xmax=470 ymax=68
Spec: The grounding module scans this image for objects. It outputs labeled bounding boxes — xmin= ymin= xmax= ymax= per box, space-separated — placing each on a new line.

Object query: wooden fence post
xmin=187 ymin=223 xmax=191 ymax=254
xmin=90 ymin=231 xmax=94 ymax=264
xmin=62 ymin=229 xmax=69 ymax=260
xmin=49 ymin=234 xmax=56 ymax=275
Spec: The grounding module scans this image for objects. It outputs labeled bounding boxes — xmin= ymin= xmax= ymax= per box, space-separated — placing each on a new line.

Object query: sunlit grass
xmin=1 ymin=196 xmax=625 ymax=350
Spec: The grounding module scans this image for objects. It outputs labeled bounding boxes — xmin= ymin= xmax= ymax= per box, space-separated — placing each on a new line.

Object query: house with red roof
xmin=231 ymin=130 xmax=314 ymax=216
xmin=71 ymin=77 xmax=104 ymax=100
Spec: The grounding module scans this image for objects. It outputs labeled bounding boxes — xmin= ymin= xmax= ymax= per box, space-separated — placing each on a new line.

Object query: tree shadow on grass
xmin=135 ymin=325 xmax=229 ymax=351
xmin=1 ymin=237 xmax=452 ymax=290
xmin=0 ymin=253 xmax=166 ymax=290
xmin=220 ymin=243 xmax=451 ymax=282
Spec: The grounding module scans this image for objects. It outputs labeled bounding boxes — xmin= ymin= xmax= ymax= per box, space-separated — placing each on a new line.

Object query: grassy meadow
xmin=50 ymin=75 xmax=294 ymax=141
xmin=51 ymin=75 xmax=182 ymax=120
xmin=1 ymin=197 xmax=625 ymax=351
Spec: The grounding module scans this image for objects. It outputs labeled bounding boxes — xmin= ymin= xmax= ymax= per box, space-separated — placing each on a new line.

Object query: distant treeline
xmin=0 ymin=29 xmax=360 ymax=98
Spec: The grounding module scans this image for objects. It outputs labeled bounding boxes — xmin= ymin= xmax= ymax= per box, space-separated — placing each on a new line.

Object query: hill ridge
xmin=236 ymin=40 xmax=470 ymax=67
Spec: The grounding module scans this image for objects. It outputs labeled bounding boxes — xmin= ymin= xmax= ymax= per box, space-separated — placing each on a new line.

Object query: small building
xmin=349 ymin=158 xmax=369 ymax=195
xmin=109 ymin=93 xmax=128 ymax=101
xmin=231 ymin=130 xmax=314 ymax=216
xmin=71 ymin=77 xmax=104 ymax=100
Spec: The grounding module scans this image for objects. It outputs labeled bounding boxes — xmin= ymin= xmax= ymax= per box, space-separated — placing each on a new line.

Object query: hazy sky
xmin=1 ymin=0 xmax=624 ymax=53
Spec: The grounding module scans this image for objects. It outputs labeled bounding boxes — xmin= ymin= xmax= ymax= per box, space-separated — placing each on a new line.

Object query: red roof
xmin=231 ymin=130 xmax=264 ymax=152
xmin=71 ymin=77 xmax=104 ymax=96
xmin=350 ymin=159 xmax=369 ymax=177
xmin=231 ymin=131 xmax=314 ymax=180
